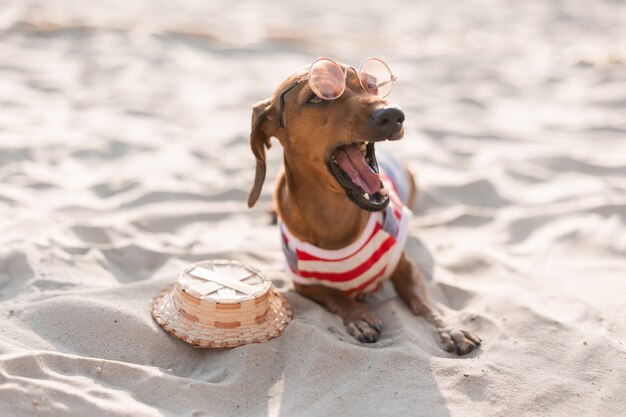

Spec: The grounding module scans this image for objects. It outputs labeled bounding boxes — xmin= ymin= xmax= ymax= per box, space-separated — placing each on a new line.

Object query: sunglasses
xmin=279 ymin=57 xmax=397 ymax=127
xmin=307 ymin=57 xmax=397 ymax=100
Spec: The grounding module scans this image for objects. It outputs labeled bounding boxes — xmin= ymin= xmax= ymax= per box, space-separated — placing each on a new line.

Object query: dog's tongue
xmin=333 ymin=145 xmax=381 ymax=195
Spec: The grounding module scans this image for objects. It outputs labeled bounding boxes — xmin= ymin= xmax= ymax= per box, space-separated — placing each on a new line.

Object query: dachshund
xmin=247 ymin=59 xmax=480 ymax=355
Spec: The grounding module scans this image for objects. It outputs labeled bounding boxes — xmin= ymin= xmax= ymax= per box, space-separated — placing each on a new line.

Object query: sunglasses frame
xmin=278 ymin=57 xmax=397 ymax=128
xmin=307 ymin=57 xmax=397 ymax=101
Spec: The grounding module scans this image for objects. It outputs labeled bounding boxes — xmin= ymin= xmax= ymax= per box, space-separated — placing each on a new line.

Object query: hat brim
xmin=152 ymin=286 xmax=293 ymax=348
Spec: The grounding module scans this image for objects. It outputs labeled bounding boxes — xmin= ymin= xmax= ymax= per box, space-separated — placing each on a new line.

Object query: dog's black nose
xmin=370 ymin=107 xmax=405 ymax=137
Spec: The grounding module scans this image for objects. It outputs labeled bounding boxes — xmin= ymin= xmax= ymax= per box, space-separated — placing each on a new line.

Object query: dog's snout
xmin=370 ymin=107 xmax=405 ymax=137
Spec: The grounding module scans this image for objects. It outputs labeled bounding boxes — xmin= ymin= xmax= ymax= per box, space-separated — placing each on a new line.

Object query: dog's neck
xmin=276 ymin=155 xmax=371 ymax=250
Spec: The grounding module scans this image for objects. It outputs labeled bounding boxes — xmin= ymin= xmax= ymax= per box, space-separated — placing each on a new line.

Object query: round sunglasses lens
xmin=309 ymin=59 xmax=345 ymax=100
xmin=359 ymin=58 xmax=394 ymax=97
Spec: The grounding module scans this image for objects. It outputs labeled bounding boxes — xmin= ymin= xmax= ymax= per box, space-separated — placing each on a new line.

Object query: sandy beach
xmin=1 ymin=0 xmax=625 ymax=416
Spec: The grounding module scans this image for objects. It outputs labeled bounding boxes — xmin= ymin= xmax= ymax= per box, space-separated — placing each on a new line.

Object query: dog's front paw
xmin=344 ymin=312 xmax=383 ymax=343
xmin=438 ymin=326 xmax=481 ymax=355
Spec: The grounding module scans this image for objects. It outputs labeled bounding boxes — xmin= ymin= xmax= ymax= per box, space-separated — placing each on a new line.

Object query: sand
xmin=1 ymin=0 xmax=625 ymax=416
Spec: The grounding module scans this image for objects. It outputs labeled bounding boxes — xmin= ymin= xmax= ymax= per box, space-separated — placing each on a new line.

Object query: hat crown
xmin=180 ymin=261 xmax=270 ymax=302
xmin=175 ymin=260 xmax=272 ymax=328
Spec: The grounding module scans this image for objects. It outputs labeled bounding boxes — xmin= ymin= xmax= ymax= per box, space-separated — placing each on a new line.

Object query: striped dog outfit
xmin=279 ymin=153 xmax=412 ymax=297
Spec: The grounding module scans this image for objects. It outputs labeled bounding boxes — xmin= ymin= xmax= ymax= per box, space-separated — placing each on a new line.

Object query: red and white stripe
xmin=280 ymin=173 xmax=411 ymax=297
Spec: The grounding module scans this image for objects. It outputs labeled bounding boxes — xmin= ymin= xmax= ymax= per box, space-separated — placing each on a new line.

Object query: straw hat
xmin=152 ymin=260 xmax=292 ymax=348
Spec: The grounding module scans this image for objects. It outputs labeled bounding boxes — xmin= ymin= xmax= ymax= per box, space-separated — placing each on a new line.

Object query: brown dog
xmin=247 ymin=62 xmax=480 ymax=355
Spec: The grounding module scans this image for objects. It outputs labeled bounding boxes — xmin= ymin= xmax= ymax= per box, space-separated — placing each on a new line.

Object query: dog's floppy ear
xmin=247 ymin=97 xmax=279 ymax=208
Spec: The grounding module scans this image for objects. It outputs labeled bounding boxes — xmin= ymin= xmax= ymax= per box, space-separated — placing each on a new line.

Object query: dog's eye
xmin=307 ymin=95 xmax=323 ymax=104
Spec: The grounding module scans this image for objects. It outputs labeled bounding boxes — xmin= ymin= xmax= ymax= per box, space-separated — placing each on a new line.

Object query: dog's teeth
xmin=379 ymin=187 xmax=389 ymax=196
xmin=363 ymin=193 xmax=370 ymax=200
xmin=359 ymin=143 xmax=366 ymax=155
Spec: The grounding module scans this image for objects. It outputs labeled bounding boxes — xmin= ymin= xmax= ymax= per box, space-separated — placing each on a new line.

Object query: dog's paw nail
xmin=346 ymin=316 xmax=382 ymax=343
xmin=440 ymin=327 xmax=481 ymax=355
xmin=446 ymin=345 xmax=456 ymax=353
xmin=458 ymin=341 xmax=480 ymax=356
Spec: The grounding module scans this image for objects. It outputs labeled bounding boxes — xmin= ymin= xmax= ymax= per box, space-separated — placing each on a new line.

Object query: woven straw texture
xmin=152 ymin=260 xmax=292 ymax=348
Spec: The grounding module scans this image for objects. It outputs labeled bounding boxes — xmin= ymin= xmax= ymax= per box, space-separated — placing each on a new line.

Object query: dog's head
xmin=247 ymin=63 xmax=404 ymax=211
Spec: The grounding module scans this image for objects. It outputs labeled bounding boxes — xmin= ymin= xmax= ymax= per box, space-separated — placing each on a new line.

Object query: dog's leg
xmin=294 ymin=283 xmax=383 ymax=343
xmin=390 ymin=253 xmax=481 ymax=355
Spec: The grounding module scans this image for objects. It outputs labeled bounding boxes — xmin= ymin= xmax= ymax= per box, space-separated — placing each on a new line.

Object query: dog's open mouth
xmin=327 ymin=141 xmax=390 ymax=211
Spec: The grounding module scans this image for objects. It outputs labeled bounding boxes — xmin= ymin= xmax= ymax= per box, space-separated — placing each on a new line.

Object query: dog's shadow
xmin=404 ymin=235 xmax=473 ymax=312
xmin=405 ymin=235 xmax=435 ymax=280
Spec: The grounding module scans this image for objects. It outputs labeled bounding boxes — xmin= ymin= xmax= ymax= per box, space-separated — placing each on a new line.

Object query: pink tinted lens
xmin=309 ymin=59 xmax=345 ymax=100
xmin=359 ymin=58 xmax=394 ymax=97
